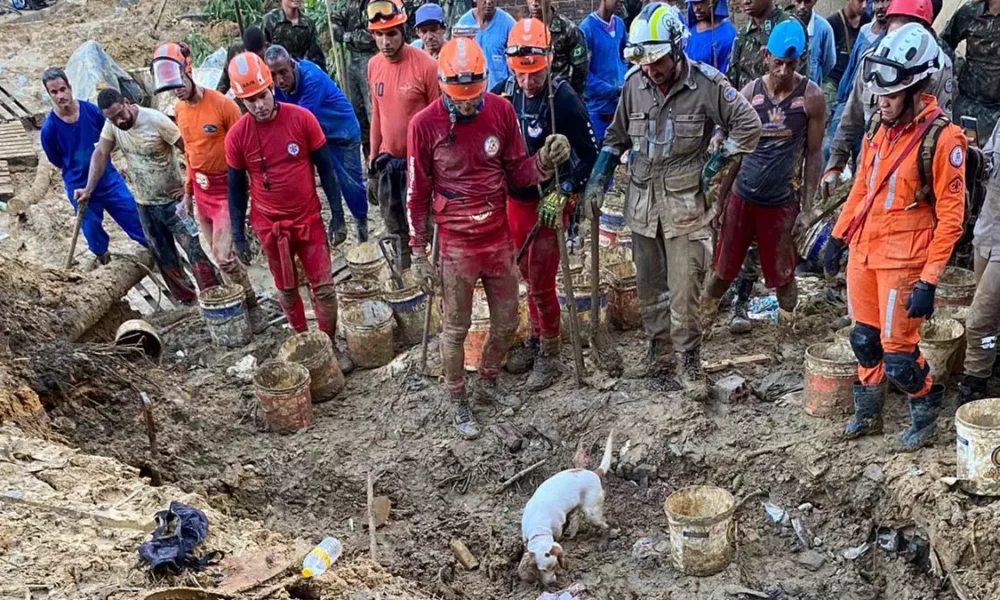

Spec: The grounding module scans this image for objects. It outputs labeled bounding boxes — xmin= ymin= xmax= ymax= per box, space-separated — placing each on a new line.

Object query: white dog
xmin=518 ymin=431 xmax=613 ymax=587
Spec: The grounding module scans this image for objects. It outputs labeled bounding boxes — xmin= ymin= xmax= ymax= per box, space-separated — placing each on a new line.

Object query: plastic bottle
xmin=301 ymin=537 xmax=342 ymax=578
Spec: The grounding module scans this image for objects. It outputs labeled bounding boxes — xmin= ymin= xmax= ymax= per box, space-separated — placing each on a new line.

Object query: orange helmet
xmin=438 ymin=37 xmax=487 ymax=100
xmin=151 ymin=42 xmax=192 ymax=93
xmin=506 ymin=19 xmax=550 ymax=74
xmin=228 ymin=52 xmax=273 ymax=99
xmin=367 ymin=0 xmax=407 ymax=31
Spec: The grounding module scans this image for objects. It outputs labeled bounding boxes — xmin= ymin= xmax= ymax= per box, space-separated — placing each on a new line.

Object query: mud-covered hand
xmin=233 ymin=235 xmax=252 ymax=266
xmin=538 ymin=190 xmax=570 ymax=229
xmin=823 ymin=237 xmax=846 ymax=279
xmin=412 ymin=254 xmax=438 ymax=292
xmin=820 ymin=167 xmax=842 ymax=200
xmin=538 ymin=134 xmax=571 ymax=170
xmin=328 ymin=216 xmax=347 ymax=247
xmin=906 ymin=280 xmax=936 ymax=319
xmin=582 ymin=148 xmax=618 ymax=218
xmin=701 ymin=148 xmax=732 ymax=194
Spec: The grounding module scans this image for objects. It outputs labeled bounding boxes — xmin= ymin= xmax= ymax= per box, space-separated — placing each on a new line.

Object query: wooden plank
xmin=0 ymin=122 xmax=36 ymax=166
xmin=0 ymin=84 xmax=44 ymax=129
xmin=0 ymin=159 xmax=14 ymax=200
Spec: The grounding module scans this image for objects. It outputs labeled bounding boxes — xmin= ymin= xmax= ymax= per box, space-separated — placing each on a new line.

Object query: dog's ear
xmin=549 ymin=543 xmax=567 ymax=568
xmin=517 ymin=551 xmax=538 ymax=582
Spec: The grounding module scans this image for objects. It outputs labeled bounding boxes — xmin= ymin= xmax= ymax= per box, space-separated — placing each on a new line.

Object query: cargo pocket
xmin=627 ymin=117 xmax=647 ymax=154
xmin=884 ymin=215 xmax=934 ymax=263
xmin=625 ymin=166 xmax=653 ymax=228
xmin=672 ymin=114 xmax=707 ymax=157
xmin=663 ymin=170 xmax=703 ymax=227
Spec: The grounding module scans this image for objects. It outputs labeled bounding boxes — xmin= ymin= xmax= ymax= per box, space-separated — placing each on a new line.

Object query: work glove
xmin=538 ymin=134 xmax=571 ymax=171
xmin=906 ymin=280 xmax=936 ymax=319
xmin=328 ymin=217 xmax=348 ymax=247
xmin=233 ymin=235 xmax=253 ymax=266
xmin=412 ymin=253 xmax=438 ymax=292
xmin=820 ymin=167 xmax=842 ymax=200
xmin=823 ymin=237 xmax=846 ymax=279
xmin=538 ymin=189 xmax=571 ymax=229
xmin=701 ymin=148 xmax=732 ymax=194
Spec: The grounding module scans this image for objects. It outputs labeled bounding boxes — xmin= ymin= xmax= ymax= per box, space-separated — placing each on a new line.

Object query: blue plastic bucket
xmin=383 ymin=276 xmax=436 ymax=347
xmin=199 ymin=284 xmax=252 ymax=347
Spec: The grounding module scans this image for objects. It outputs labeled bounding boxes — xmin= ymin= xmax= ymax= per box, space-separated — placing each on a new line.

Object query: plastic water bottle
xmin=301 ymin=537 xmax=342 ymax=578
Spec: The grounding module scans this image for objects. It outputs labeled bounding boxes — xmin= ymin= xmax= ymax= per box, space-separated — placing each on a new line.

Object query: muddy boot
xmin=843 ymin=382 xmax=885 ymax=438
xmin=678 ymin=348 xmax=709 ymax=401
xmin=453 ymin=394 xmax=481 ymax=440
xmin=625 ymin=339 xmax=675 ymax=379
xmin=957 ymin=374 xmax=988 ymax=409
xmin=333 ymin=346 xmax=354 ymax=375
xmin=97 ymin=252 xmax=112 ymax=265
xmin=472 ymin=377 xmax=521 ymax=410
xmin=356 ymin=218 xmax=369 ymax=243
xmin=506 ymin=337 xmax=538 ymax=375
xmin=899 ymin=384 xmax=943 ymax=451
xmin=729 ymin=278 xmax=752 ymax=335
xmin=525 ymin=337 xmax=559 ymax=391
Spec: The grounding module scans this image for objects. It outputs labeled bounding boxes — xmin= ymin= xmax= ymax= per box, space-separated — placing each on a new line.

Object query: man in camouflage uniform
xmin=941 ymin=0 xmax=1000 ymax=143
xmin=262 ymin=0 xmax=327 ymax=71
xmin=525 ymin=0 xmax=590 ymax=94
xmin=330 ymin=0 xmax=377 ymax=159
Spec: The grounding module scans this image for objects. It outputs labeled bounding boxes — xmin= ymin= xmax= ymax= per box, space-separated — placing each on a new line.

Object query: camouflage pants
xmin=346 ymin=50 xmax=374 ymax=159
xmin=955 ymin=93 xmax=1000 ymax=144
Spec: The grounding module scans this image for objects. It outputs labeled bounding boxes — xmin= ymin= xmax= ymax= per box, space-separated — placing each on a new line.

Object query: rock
xmin=51 ymin=416 xmax=76 ymax=432
xmin=712 ymin=374 xmax=748 ymax=402
xmin=626 ymin=463 xmax=659 ymax=483
xmin=862 ymin=464 xmax=885 ymax=483
xmin=796 ymin=550 xmax=826 ymax=572
xmin=653 ymin=540 xmax=670 ymax=553
xmin=226 ymin=354 xmax=258 ymax=382
xmin=797 ymin=502 xmax=813 ymax=512
xmin=877 ymin=528 xmax=901 ymax=552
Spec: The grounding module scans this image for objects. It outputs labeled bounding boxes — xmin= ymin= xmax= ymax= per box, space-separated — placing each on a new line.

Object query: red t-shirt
xmin=225 ymin=102 xmax=326 ymax=220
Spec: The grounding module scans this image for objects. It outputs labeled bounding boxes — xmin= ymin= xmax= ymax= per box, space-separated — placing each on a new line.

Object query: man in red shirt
xmin=407 ymin=38 xmax=570 ymax=439
xmin=224 ymin=52 xmax=354 ymax=374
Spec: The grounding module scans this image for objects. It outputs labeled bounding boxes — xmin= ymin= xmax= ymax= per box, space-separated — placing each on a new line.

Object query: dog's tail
xmin=596 ymin=430 xmax=614 ymax=477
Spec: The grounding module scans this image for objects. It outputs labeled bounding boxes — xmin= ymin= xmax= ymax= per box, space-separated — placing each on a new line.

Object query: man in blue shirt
xmin=580 ymin=0 xmax=628 ymax=144
xmin=685 ymin=0 xmax=737 ymax=73
xmin=39 ymin=67 xmax=147 ymax=265
xmin=458 ymin=0 xmax=515 ymax=90
xmin=265 ymin=45 xmax=369 ymax=242
xmin=794 ymin=0 xmax=836 ymax=84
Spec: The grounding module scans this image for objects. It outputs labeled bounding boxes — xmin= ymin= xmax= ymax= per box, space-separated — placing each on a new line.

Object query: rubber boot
xmin=506 ymin=337 xmax=538 ymax=375
xmin=330 ymin=222 xmax=348 ymax=247
xmin=729 ymin=278 xmax=752 ymax=335
xmin=678 ymin=348 xmax=709 ymax=401
xmin=843 ymin=382 xmax=885 ymax=438
xmin=624 ymin=339 xmax=675 ymax=379
xmin=452 ymin=394 xmax=481 ymax=440
xmin=957 ymin=374 xmax=988 ymax=409
xmin=97 ymin=252 xmax=112 ymax=265
xmin=472 ymin=376 xmax=521 ymax=409
xmin=356 ymin=218 xmax=369 ymax=243
xmin=899 ymin=384 xmax=944 ymax=451
xmin=333 ymin=346 xmax=354 ymax=375
xmin=525 ymin=337 xmax=559 ymax=391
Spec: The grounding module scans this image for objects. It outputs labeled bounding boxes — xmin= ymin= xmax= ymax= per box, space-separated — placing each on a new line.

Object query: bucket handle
xmin=379 ymin=233 xmax=405 ymax=290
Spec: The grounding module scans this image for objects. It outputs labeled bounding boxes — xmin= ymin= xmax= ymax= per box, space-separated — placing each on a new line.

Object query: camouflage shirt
xmin=262 ymin=8 xmax=328 ymax=71
xmin=941 ymin=2 xmax=1000 ymax=106
xmin=549 ymin=11 xmax=590 ymax=95
xmin=726 ymin=7 xmax=809 ymax=90
xmin=330 ymin=0 xmax=376 ymax=53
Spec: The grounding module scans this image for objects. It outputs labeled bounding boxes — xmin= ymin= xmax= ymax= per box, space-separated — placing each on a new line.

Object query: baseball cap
xmin=415 ymin=3 xmax=445 ymax=27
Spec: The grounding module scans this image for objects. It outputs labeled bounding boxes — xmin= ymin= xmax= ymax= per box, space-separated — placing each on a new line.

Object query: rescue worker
xmin=525 ymin=0 xmax=590 ymax=95
xmin=457 ymin=0 xmax=517 ymax=91
xmin=217 ymin=26 xmax=268 ymax=97
xmin=78 ymin=88 xmax=221 ymax=304
xmin=264 ymin=45 xmax=368 ymax=243
xmin=685 ymin=0 xmax=738 ymax=73
xmin=330 ymin=0 xmax=377 ymax=158
xmin=367 ymin=0 xmax=440 ymax=269
xmin=579 ymin=0 xmax=627 ymax=144
xmin=941 ymin=0 xmax=1000 ymax=142
xmin=825 ymin=24 xmax=965 ymax=449
xmin=412 ymin=4 xmax=447 ymax=59
xmin=407 ymin=38 xmax=571 ymax=438
xmin=583 ymin=4 xmax=761 ymax=397
xmin=493 ymin=18 xmax=599 ymax=390
xmin=151 ymin=43 xmax=267 ymax=330
xmin=224 ymin=52 xmax=354 ymax=374
xmin=262 ymin=0 xmax=327 ymax=72
xmin=702 ymin=20 xmax=825 ymax=326
xmin=40 ymin=67 xmax=148 ymax=266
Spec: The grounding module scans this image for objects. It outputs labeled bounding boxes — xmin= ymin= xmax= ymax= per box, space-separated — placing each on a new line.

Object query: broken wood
xmin=371 ymin=495 xmax=391 ymax=528
xmin=139 ymin=392 xmax=162 ymax=486
xmin=738 ymin=439 xmax=799 ymax=463
xmin=704 ymin=353 xmax=771 ymax=374
xmin=367 ymin=471 xmax=378 ymax=562
xmin=494 ymin=459 xmax=547 ymax=494
xmin=449 ymin=539 xmax=479 ymax=570
xmin=5 ymin=155 xmax=53 ymax=215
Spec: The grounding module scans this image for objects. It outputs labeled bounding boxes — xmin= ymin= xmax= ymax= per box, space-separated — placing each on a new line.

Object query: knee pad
xmin=883 ymin=349 xmax=930 ymax=395
xmin=849 ymin=323 xmax=883 ymax=368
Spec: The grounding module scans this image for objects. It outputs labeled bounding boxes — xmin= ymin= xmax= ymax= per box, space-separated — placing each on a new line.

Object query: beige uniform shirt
xmin=603 ymin=60 xmax=761 ymax=239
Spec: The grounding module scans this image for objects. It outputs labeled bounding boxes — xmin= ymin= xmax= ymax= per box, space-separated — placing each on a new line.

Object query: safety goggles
xmin=366 ymin=0 xmax=402 ymax=23
xmin=623 ymin=41 xmax=673 ymax=64
xmin=862 ymin=53 xmax=938 ymax=89
xmin=151 ymin=58 xmax=186 ymax=93
xmin=439 ymin=71 xmax=486 ymax=85
xmin=505 ymin=45 xmax=548 ymax=58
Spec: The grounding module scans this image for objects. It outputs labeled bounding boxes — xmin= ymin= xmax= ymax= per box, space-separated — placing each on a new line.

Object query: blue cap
xmin=766 ymin=19 xmax=806 ymax=60
xmin=415 ymin=4 xmax=445 ymax=27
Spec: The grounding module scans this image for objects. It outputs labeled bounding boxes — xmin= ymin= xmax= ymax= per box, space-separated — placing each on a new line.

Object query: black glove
xmin=328 ymin=216 xmax=347 ymax=247
xmin=823 ymin=237 xmax=846 ymax=278
xmin=906 ymin=280 xmax=936 ymax=319
xmin=233 ymin=236 xmax=252 ymax=266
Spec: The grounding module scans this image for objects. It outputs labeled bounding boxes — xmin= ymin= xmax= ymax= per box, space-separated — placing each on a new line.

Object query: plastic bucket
xmin=114 ymin=319 xmax=163 ymax=361
xmin=936 ymin=266 xmax=976 ymax=307
xmin=934 ymin=306 xmax=970 ymax=375
xmin=558 ymin=274 xmax=607 ymax=343
xmin=919 ymin=318 xmax=964 ymax=384
xmin=345 ymin=241 xmax=388 ymax=282
xmin=804 ymin=342 xmax=857 ymax=416
xmin=336 ymin=279 xmax=382 ymax=313
xmin=955 ymin=398 xmax=1000 ymax=496
xmin=463 ymin=284 xmax=522 ymax=370
xmin=278 ymin=332 xmax=344 ymax=403
xmin=342 ymin=300 xmax=395 ymax=368
xmin=835 ymin=325 xmax=852 ymax=344
xmin=604 ymin=261 xmax=640 ymax=331
xmin=664 ymin=486 xmax=736 ymax=576
xmin=383 ymin=275 xmax=437 ymax=347
xmin=253 ymin=361 xmax=312 ymax=433
xmin=199 ymin=284 xmax=252 ymax=347
xmin=465 ymin=317 xmax=490 ymax=372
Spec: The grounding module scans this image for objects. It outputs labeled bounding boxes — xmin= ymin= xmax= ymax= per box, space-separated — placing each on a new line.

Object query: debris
xmin=797 ymin=503 xmax=814 ymax=512
xmin=371 ymin=496 xmax=391 ymax=529
xmin=301 ymin=537 xmax=343 ymax=578
xmin=843 ymin=543 xmax=871 ymax=560
xmin=721 ymin=585 xmax=769 ymax=598
xmin=631 ymin=537 xmax=656 ymax=559
xmin=449 ymin=539 xmax=479 ymax=570
xmin=65 ymin=41 xmax=143 ymax=104
xmin=862 ymin=464 xmax=885 ymax=483
xmin=740 ymin=439 xmax=799 ymax=463
xmin=226 ymin=355 xmax=258 ymax=382
xmin=762 ymin=501 xmax=790 ymax=526
xmin=792 ymin=516 xmax=814 ymax=549
xmin=625 ymin=463 xmax=659 ymax=483
xmin=138 ymin=501 xmax=219 ymax=574
xmin=748 ymin=295 xmax=779 ymax=322
xmin=795 ymin=550 xmax=826 ymax=572
xmin=877 ymin=528 xmax=901 ymax=553
xmin=367 ymin=471 xmax=378 ymax=562
xmin=703 ymin=353 xmax=771 ymax=374
xmin=494 ymin=459 xmax=547 ymax=494
xmin=712 ymin=374 xmax=748 ymax=402
xmin=752 ymin=370 xmax=804 ymax=402
xmin=490 ymin=422 xmax=526 ymax=452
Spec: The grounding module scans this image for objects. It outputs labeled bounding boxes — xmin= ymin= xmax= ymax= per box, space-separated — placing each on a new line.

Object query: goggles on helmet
xmin=505 ymin=45 xmax=547 ymax=58
xmin=623 ymin=41 xmax=672 ymax=63
xmin=367 ymin=0 xmax=403 ymax=23
xmin=862 ymin=53 xmax=938 ymax=89
xmin=439 ymin=71 xmax=486 ymax=85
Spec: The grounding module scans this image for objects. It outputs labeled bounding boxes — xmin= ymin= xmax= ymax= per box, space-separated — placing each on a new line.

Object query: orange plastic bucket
xmin=803 ymin=343 xmax=857 ymax=417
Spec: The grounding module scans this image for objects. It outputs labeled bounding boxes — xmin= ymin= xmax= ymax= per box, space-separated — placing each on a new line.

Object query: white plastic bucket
xmin=955 ymin=398 xmax=1000 ymax=496
xmin=664 ymin=486 xmax=735 ymax=576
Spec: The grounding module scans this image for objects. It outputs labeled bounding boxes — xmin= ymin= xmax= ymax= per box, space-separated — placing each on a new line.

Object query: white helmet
xmin=624 ymin=2 xmax=689 ymax=66
xmin=862 ymin=22 xmax=941 ymax=96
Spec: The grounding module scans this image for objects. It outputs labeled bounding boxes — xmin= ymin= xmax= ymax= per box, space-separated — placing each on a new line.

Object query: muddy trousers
xmin=632 ymin=225 xmax=711 ymax=353
xmin=193 ymin=172 xmax=257 ymax=309
xmin=964 ymin=249 xmax=1000 ymax=378
xmin=439 ymin=234 xmax=520 ymax=396
xmin=507 ymin=198 xmax=561 ymax=340
xmin=846 ymin=259 xmax=933 ymax=397
xmin=252 ymin=212 xmax=338 ymax=339
xmin=68 ymin=178 xmax=147 ymax=256
xmin=136 ymin=201 xmax=221 ymax=304
xmin=377 ymin=157 xmax=410 ymax=269
xmin=346 ymin=51 xmax=374 ymax=159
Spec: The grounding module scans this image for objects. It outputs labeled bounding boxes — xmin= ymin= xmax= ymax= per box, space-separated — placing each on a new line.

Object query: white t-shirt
xmin=101 ymin=106 xmax=183 ymax=205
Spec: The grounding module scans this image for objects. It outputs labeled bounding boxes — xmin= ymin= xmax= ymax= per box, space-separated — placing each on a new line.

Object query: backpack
xmin=865 ymin=112 xmax=950 ymax=204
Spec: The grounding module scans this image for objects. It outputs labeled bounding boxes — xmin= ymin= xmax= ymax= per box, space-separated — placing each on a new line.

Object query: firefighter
xmin=825 ymin=24 xmax=966 ymax=449
xmin=407 ymin=37 xmax=571 ymax=439
xmin=493 ymin=18 xmax=599 ymax=391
